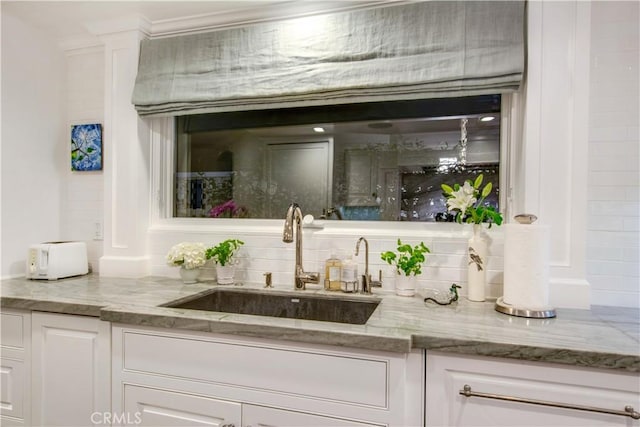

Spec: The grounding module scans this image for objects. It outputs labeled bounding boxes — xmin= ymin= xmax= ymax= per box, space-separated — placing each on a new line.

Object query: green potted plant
xmin=381 ymin=239 xmax=430 ymax=296
xmin=206 ymin=239 xmax=244 ymax=284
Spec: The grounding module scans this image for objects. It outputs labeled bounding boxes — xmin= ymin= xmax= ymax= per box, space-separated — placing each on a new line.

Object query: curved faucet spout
xmin=283 ymin=203 xmax=319 ymax=290
xmin=356 ymin=236 xmax=382 ymax=294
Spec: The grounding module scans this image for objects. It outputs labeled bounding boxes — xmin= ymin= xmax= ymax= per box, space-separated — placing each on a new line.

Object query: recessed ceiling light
xmin=480 ymin=116 xmax=495 ymax=122
xmin=313 ymin=127 xmax=325 ymax=133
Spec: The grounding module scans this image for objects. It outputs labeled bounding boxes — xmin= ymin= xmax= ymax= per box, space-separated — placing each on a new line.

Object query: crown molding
xmin=149 ymin=1 xmax=400 ymax=38
xmin=58 ymin=0 xmax=403 ymax=51
xmin=84 ymin=14 xmax=152 ymax=37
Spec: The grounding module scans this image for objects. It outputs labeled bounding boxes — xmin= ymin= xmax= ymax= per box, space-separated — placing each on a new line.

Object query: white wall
xmin=3 ymin=2 xmax=639 ymax=308
xmin=586 ymin=1 xmax=640 ymax=307
xmin=0 ymin=13 xmax=66 ymax=278
xmin=61 ymin=47 xmax=105 ymax=272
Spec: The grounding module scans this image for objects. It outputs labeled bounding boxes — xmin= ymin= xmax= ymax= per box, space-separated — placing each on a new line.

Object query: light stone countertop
xmin=1 ymin=275 xmax=638 ymax=372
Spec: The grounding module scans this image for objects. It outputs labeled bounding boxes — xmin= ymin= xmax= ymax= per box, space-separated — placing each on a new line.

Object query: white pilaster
xmin=90 ymin=20 xmax=152 ymax=277
xmin=518 ymin=1 xmax=592 ymax=308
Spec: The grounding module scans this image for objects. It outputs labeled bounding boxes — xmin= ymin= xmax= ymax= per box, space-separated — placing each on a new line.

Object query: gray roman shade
xmin=132 ymin=1 xmax=525 ymax=117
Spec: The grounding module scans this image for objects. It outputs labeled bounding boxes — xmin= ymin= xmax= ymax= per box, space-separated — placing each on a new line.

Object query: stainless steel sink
xmin=163 ymin=288 xmax=381 ymax=325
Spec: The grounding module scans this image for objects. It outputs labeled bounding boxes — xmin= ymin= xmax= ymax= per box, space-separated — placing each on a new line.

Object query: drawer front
xmin=0 ymin=358 xmax=25 ymax=419
xmin=1 ymin=313 xmax=25 ymax=349
xmin=243 ymin=404 xmax=384 ymax=427
xmin=426 ymin=352 xmax=640 ymax=427
xmin=123 ymin=384 xmax=241 ymax=427
xmin=121 ymin=330 xmax=389 ymax=408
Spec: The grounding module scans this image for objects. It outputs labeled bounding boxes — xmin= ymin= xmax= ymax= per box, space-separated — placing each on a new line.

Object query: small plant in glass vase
xmin=206 ymin=239 xmax=244 ymax=285
xmin=441 ymin=173 xmax=503 ymax=302
xmin=381 ymin=239 xmax=430 ymax=297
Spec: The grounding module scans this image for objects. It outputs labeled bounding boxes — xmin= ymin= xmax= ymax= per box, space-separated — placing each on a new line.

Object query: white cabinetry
xmin=345 ymin=149 xmax=378 ymax=206
xmin=1 ymin=309 xmax=31 ymax=427
xmin=243 ymin=404 xmax=380 ymax=427
xmin=426 ymin=351 xmax=640 ymax=427
xmin=124 ymin=384 xmax=240 ymax=426
xmin=31 ymin=312 xmax=111 ymax=427
xmin=112 ymin=325 xmax=423 ymax=427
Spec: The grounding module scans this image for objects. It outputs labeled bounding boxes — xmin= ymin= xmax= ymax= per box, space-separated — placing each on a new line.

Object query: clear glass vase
xmin=215 ymin=264 xmax=236 ymax=285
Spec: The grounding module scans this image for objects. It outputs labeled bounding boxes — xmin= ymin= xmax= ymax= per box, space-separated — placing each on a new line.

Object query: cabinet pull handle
xmin=460 ymin=384 xmax=640 ymax=420
xmin=221 ymin=424 xmax=235 ymax=427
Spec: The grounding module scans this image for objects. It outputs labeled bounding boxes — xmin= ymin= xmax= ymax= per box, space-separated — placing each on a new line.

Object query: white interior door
xmin=266 ymin=140 xmax=332 ymax=218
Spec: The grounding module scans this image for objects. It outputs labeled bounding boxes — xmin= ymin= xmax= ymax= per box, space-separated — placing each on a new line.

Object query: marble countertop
xmin=1 ymin=275 xmax=638 ymax=372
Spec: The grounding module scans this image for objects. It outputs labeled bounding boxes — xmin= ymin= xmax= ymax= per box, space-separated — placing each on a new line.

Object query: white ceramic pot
xmin=395 ymin=273 xmax=417 ymax=297
xmin=467 ymin=224 xmax=488 ymax=301
xmin=216 ymin=264 xmax=236 ymax=285
xmin=179 ymin=266 xmax=201 ymax=284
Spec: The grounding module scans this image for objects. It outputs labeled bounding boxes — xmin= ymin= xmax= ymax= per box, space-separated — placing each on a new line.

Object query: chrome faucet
xmin=355 ymin=237 xmax=382 ymax=294
xmin=283 ymin=203 xmax=320 ymax=290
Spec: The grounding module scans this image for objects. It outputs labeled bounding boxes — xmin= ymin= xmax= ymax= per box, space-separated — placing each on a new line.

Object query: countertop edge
xmin=100 ymin=306 xmax=412 ymax=353
xmin=1 ymin=297 xmax=103 ymax=317
xmin=411 ymin=335 xmax=640 ymax=373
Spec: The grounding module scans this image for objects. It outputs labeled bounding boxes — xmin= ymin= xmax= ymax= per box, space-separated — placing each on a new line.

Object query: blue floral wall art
xmin=71 ymin=123 xmax=102 ymax=171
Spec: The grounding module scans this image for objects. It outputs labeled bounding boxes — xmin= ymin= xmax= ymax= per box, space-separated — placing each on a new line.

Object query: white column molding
xmin=93 ymin=23 xmax=151 ymax=277
xmin=518 ymin=1 xmax=591 ymax=308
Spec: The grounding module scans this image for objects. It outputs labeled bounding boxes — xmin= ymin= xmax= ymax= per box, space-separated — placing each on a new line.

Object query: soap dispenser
xmin=324 ymin=252 xmax=342 ymax=291
xmin=341 ymin=254 xmax=358 ymax=293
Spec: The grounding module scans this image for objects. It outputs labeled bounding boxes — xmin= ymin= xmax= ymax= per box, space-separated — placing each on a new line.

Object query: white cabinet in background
xmin=425 ymin=351 xmax=640 ymax=427
xmin=112 ymin=325 xmax=424 ymax=427
xmin=345 ymin=149 xmax=378 ymax=206
xmin=0 ymin=309 xmax=31 ymax=427
xmin=31 ymin=312 xmax=111 ymax=427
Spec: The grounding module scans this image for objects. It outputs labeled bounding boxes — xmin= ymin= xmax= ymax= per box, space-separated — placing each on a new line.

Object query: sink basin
xmin=163 ymin=288 xmax=381 ymax=325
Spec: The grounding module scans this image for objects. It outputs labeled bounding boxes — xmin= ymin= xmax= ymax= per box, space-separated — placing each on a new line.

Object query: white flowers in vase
xmin=441 ymin=174 xmax=503 ymax=227
xmin=166 ymin=242 xmax=207 ymax=270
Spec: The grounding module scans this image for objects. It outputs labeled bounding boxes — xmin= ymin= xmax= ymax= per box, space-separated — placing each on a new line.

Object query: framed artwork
xmin=71 ymin=123 xmax=102 ymax=171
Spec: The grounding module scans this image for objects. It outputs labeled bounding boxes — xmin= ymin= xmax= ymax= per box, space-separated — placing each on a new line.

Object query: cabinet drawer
xmin=243 ymin=404 xmax=383 ymax=427
xmin=121 ymin=329 xmax=389 ymax=408
xmin=0 ymin=358 xmax=26 ymax=419
xmin=1 ymin=313 xmax=25 ymax=349
xmin=426 ymin=352 xmax=640 ymax=427
xmin=123 ymin=384 xmax=241 ymax=427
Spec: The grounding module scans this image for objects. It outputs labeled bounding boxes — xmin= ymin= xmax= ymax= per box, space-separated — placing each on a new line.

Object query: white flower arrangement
xmin=441 ymin=174 xmax=503 ymax=227
xmin=166 ymin=242 xmax=207 ymax=270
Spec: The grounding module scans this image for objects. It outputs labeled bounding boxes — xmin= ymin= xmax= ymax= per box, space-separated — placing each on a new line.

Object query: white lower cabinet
xmin=243 ymin=404 xmax=382 ymax=427
xmin=124 ymin=384 xmax=241 ymax=426
xmin=31 ymin=311 xmax=111 ymax=427
xmin=112 ymin=325 xmax=424 ymax=427
xmin=425 ymin=351 xmax=640 ymax=427
xmin=1 ymin=309 xmax=31 ymax=427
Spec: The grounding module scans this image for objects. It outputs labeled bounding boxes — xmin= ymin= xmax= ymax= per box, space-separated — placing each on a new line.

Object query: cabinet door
xmin=243 ymin=404 xmax=383 ymax=427
xmin=1 ymin=309 xmax=31 ymax=427
xmin=31 ymin=312 xmax=110 ymax=427
xmin=426 ymin=352 xmax=640 ymax=427
xmin=345 ymin=149 xmax=378 ymax=206
xmin=123 ymin=384 xmax=241 ymax=427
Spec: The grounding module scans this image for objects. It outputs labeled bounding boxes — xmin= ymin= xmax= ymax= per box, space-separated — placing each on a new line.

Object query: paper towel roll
xmin=503 ymin=223 xmax=550 ymax=310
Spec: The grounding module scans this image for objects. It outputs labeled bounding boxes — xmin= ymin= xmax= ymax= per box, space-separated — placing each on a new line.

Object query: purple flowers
xmin=209 ymin=200 xmax=239 ymax=218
